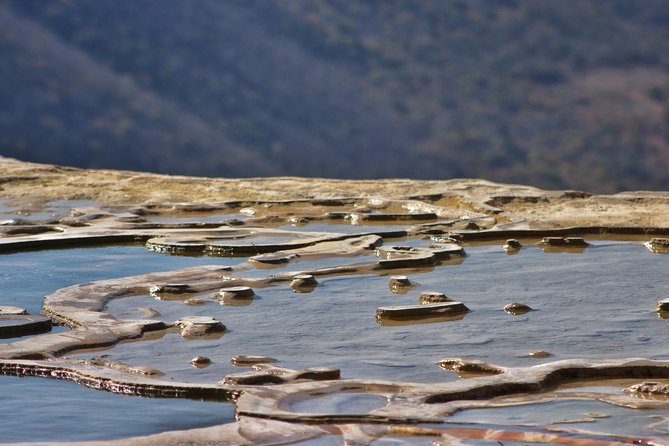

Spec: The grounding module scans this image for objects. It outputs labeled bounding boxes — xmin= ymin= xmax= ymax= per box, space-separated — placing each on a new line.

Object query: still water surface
xmin=1 ymin=239 xmax=668 ymax=441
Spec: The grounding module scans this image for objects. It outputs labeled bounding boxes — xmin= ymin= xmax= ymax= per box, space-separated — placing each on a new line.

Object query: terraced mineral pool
xmin=0 ymin=375 xmax=235 ymax=443
xmin=2 ymin=238 xmax=669 ymax=441
xmin=79 ymin=240 xmax=669 ymax=385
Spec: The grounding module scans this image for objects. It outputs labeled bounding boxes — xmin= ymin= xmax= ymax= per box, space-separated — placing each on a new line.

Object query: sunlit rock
xmin=174 ymin=316 xmax=226 ymax=337
xmin=290 ymin=274 xmax=318 ymax=293
xmin=503 ymin=239 xmax=522 ymax=252
xmin=191 ymin=356 xmax=212 ymax=368
xmin=437 ymin=358 xmax=505 ymax=376
xmin=503 ymin=303 xmax=533 ymax=315
xmin=418 ymin=291 xmax=450 ymax=304
xmin=0 ymin=306 xmax=27 ymax=315
xmin=231 ymin=355 xmax=277 ymax=366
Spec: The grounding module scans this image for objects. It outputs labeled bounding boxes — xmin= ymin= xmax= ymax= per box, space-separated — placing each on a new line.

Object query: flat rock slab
xmin=0 ymin=306 xmax=28 ymax=315
xmin=0 ymin=315 xmax=52 ymax=338
xmin=174 ymin=316 xmax=226 ymax=337
xmin=376 ymin=302 xmax=469 ymax=319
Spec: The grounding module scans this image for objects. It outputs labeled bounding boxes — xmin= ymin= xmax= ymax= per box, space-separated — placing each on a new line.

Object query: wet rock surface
xmin=437 ymin=358 xmax=505 ymax=376
xmin=222 ymin=365 xmax=340 ymax=385
xmin=0 ymin=305 xmax=27 ymax=315
xmin=376 ymin=302 xmax=469 ymax=321
xmin=625 ymin=381 xmax=669 ymax=396
xmin=503 ymin=302 xmax=533 ymax=315
xmin=1 ymin=157 xmax=669 ymax=444
xmin=231 ymin=355 xmax=277 ymax=366
xmin=418 ymin=291 xmax=450 ymax=304
xmin=646 ymin=237 xmax=669 ymax=253
xmin=290 ymin=274 xmax=318 ymax=293
xmin=174 ymin=316 xmax=226 ymax=338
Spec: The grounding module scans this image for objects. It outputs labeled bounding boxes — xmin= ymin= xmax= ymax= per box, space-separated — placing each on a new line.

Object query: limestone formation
xmin=218 ymin=286 xmax=255 ymax=300
xmin=191 ymin=356 xmax=212 ymax=368
xmin=418 ymin=291 xmax=450 ymax=304
xmin=0 ymin=315 xmax=52 ymax=338
xmin=437 ymin=358 xmax=505 ymax=376
xmin=174 ymin=316 xmax=226 ymax=337
xmin=290 ymin=274 xmax=318 ymax=293
xmin=388 ymin=275 xmax=412 ymax=293
xmin=646 ymin=237 xmax=669 ymax=253
xmin=657 ymin=298 xmax=669 ymax=313
xmin=625 ymin=381 xmax=669 ymax=396
xmin=222 ymin=365 xmax=340 ymax=385
xmin=231 ymin=355 xmax=277 ymax=366
xmin=1 ymin=157 xmax=669 ymax=444
xmin=0 ymin=306 xmax=27 ymax=315
xmin=503 ymin=239 xmax=522 ymax=251
xmin=503 ymin=302 xmax=533 ymax=315
xmin=376 ymin=302 xmax=469 ymax=322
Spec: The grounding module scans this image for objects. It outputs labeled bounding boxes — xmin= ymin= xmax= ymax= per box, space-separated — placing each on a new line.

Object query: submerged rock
xmin=136 ymin=307 xmax=161 ymax=318
xmin=529 ymin=350 xmax=552 ymax=358
xmin=184 ymin=297 xmax=214 ymax=306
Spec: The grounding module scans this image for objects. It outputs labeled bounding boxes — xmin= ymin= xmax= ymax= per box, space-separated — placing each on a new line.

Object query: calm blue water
xmin=0 ymin=375 xmax=235 ymax=443
xmin=0 ymin=245 xmax=239 ymax=315
xmin=98 ymin=241 xmax=669 ymax=385
xmin=1 ymin=238 xmax=668 ymax=441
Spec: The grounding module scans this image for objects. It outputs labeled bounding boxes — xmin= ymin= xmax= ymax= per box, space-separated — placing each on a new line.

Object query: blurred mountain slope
xmin=1 ymin=0 xmax=669 ymax=191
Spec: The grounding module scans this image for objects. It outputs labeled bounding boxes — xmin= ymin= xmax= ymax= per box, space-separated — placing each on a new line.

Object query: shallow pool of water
xmin=0 ymin=375 xmax=235 ymax=443
xmin=445 ymin=398 xmax=669 ymax=438
xmin=89 ymin=241 xmax=669 ymax=385
xmin=0 ymin=245 xmax=238 ymax=316
xmin=0 ymin=198 xmax=97 ymax=222
xmin=2 ymin=238 xmax=669 ymax=442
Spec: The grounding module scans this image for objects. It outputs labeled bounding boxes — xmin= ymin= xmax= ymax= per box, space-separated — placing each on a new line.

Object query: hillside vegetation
xmin=1 ymin=0 xmax=669 ymax=192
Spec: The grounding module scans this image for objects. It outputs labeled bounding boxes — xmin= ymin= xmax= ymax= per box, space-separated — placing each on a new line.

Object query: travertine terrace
xmin=1 ymin=156 xmax=669 ymax=445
